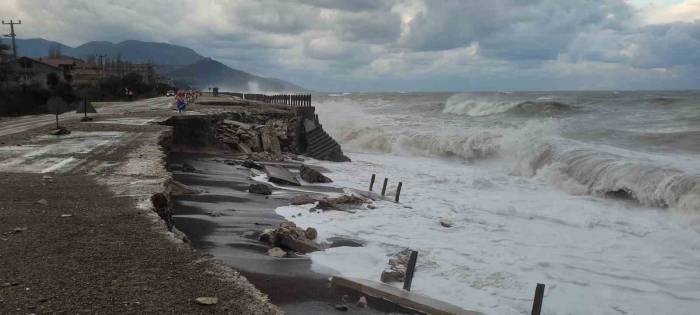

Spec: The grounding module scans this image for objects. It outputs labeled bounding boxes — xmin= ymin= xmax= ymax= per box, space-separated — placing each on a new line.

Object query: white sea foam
xmin=277 ymin=153 xmax=700 ymax=315
xmin=302 ymin=93 xmax=700 ymax=314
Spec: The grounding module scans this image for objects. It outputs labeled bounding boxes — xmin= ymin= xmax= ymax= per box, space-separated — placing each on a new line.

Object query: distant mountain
xmin=167 ymin=58 xmax=305 ymax=92
xmin=11 ymin=38 xmax=73 ymax=57
xmin=15 ymin=38 xmax=204 ymax=65
xmin=12 ymin=38 xmax=305 ymax=92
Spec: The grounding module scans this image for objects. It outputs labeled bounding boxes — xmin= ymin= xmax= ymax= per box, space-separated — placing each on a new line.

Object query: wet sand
xmin=169 ymin=153 xmax=418 ymax=314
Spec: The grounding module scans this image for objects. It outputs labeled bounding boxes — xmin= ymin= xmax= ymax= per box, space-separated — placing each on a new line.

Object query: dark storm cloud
xmin=296 ymin=0 xmax=393 ymax=12
xmin=2 ymin=0 xmax=698 ymax=90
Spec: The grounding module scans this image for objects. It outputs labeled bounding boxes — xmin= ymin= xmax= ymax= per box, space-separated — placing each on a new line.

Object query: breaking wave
xmin=316 ymin=97 xmax=700 ymax=212
xmin=443 ymin=93 xmax=577 ymax=116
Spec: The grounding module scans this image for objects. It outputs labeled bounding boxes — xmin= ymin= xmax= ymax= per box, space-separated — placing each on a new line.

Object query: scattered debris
xmin=59 ymin=214 xmax=73 ymax=218
xmin=380 ymin=249 xmax=412 ymax=283
xmin=248 ymin=183 xmax=272 ymax=195
xmin=440 ymin=219 xmax=454 ymax=228
xmin=7 ymin=227 xmax=27 ymax=235
xmin=80 ymin=117 xmax=94 ymax=122
xmin=180 ymin=163 xmax=196 ymax=173
xmin=290 ymin=194 xmax=325 ymax=205
xmin=242 ymin=160 xmax=263 ymax=170
xmin=267 ymin=247 xmax=287 ymax=258
xmin=42 ymin=175 xmax=54 ymax=183
xmin=334 ymin=304 xmax=349 ymax=312
xmin=356 ymin=296 xmax=368 ymax=308
xmin=195 ymin=297 xmax=218 ymax=305
xmin=326 ymin=237 xmax=365 ymax=248
xmin=299 ymin=164 xmax=332 ymax=183
xmin=49 ymin=126 xmax=71 ymax=136
xmin=165 ymin=178 xmax=200 ymax=196
xmin=35 ymin=199 xmax=48 ymax=206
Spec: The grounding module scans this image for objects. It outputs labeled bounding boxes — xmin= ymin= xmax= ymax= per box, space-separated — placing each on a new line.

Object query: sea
xmin=275 ymin=91 xmax=700 ymax=314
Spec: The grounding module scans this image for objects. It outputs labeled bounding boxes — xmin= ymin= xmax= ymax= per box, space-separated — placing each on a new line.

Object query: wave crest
xmin=443 ymin=93 xmax=576 ymax=116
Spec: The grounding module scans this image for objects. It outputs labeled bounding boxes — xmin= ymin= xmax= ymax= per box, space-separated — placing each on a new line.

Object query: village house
xmin=36 ymin=56 xmax=102 ymax=87
xmin=15 ymin=56 xmax=65 ymax=88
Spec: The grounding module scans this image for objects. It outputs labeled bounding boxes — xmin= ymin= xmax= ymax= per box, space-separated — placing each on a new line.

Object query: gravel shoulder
xmin=0 ymin=98 xmax=282 ymax=314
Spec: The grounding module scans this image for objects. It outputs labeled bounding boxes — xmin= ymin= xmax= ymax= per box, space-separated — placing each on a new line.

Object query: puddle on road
xmin=0 ymin=131 xmax=126 ymax=174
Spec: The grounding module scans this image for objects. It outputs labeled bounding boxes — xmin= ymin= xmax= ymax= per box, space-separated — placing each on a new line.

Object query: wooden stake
xmin=369 ymin=174 xmax=376 ymax=191
xmin=395 ymin=182 xmax=402 ymax=203
xmin=381 ymin=178 xmax=388 ymax=196
xmin=531 ymin=283 xmax=545 ymax=315
xmin=403 ymin=251 xmax=418 ymax=291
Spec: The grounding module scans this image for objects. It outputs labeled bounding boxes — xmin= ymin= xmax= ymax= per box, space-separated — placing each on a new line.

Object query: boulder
xmin=275 ymin=232 xmax=321 ymax=253
xmin=380 ymin=249 xmax=412 ymax=283
xmin=268 ymin=247 xmax=287 ymax=258
xmin=440 ymin=219 xmax=454 ymax=228
xmin=249 ymin=183 xmax=272 ymax=195
xmin=315 ymin=194 xmax=369 ymax=211
xmin=258 ymin=229 xmax=275 ymax=243
xmin=300 ymin=165 xmax=333 ymax=183
xmin=280 ymin=221 xmax=297 ymax=229
xmin=305 ymin=227 xmax=318 ymax=240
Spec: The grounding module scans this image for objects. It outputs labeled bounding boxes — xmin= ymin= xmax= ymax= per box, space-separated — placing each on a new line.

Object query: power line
xmin=2 ymin=19 xmax=21 ymax=60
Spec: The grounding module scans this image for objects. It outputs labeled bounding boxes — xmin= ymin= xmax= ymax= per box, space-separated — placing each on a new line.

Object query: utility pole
xmin=97 ymin=54 xmax=105 ymax=78
xmin=2 ymin=20 xmax=21 ymax=60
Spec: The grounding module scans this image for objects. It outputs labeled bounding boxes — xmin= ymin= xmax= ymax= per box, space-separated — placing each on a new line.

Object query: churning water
xmin=276 ymin=91 xmax=700 ymax=314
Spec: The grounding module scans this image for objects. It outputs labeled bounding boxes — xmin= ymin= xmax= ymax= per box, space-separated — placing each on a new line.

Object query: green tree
xmin=46 ymin=72 xmax=60 ymax=88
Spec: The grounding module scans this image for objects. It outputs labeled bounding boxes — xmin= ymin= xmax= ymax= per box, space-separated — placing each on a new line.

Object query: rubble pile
xmin=213 ymin=118 xmax=298 ymax=161
xmin=259 ymin=221 xmax=322 ymax=255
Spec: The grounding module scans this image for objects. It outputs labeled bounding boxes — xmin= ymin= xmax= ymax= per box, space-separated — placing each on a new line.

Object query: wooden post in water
xmin=395 ymin=182 xmax=403 ymax=202
xmin=403 ymin=251 xmax=418 ymax=291
xmin=369 ymin=174 xmax=376 ymax=191
xmin=381 ymin=178 xmax=388 ymax=196
xmin=531 ymin=283 xmax=545 ymax=315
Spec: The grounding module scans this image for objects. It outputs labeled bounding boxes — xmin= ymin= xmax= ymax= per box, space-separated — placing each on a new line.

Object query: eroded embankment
xmin=157 ymin=111 xmax=418 ymax=314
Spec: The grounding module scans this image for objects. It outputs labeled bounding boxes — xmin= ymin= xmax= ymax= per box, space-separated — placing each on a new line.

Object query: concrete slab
xmin=331 ymin=276 xmax=483 ymax=315
xmin=264 ymin=165 xmax=301 ymax=186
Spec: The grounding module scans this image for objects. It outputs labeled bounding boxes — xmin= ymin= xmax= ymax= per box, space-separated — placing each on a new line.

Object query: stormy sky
xmin=1 ymin=0 xmax=699 ymax=91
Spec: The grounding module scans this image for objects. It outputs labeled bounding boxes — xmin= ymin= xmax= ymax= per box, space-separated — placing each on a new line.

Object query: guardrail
xmin=223 ymin=92 xmax=312 ymax=107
